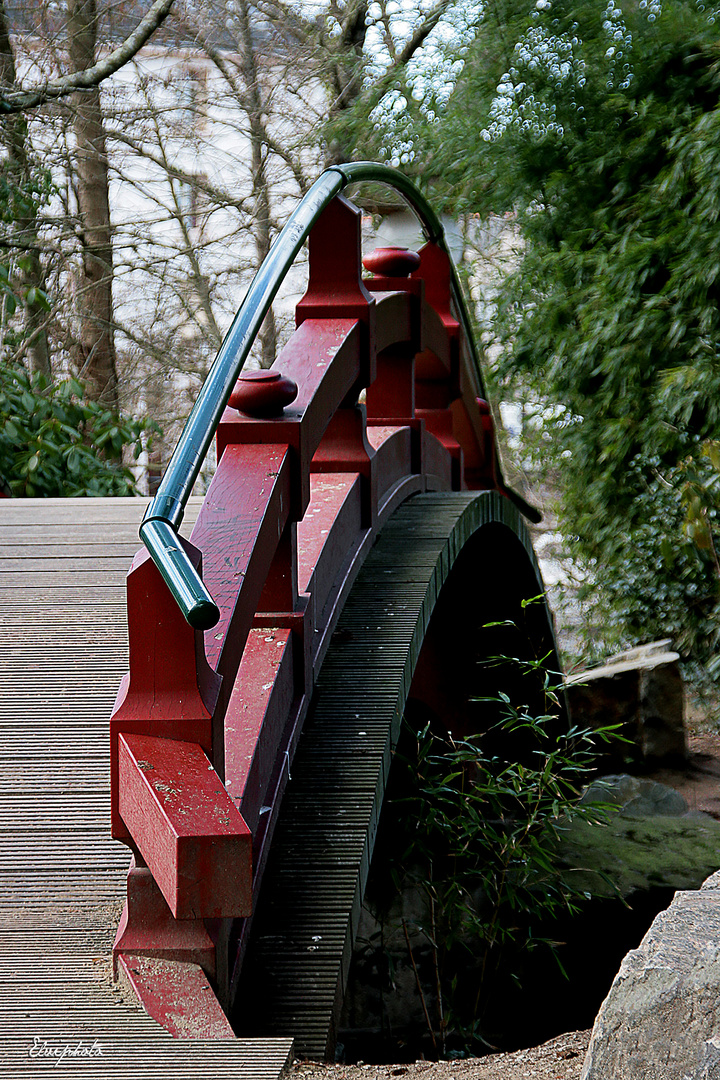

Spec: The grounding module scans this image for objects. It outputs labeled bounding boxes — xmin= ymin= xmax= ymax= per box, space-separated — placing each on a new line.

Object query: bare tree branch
xmin=182 ymin=16 xmax=312 ymax=195
xmin=377 ymin=1 xmax=398 ymax=64
xmin=237 ymin=0 xmax=276 ymax=366
xmin=108 ymin=126 xmax=254 ymax=216
xmin=339 ymin=0 xmax=453 ymax=118
xmin=252 ymin=0 xmax=317 ymax=44
xmin=0 ymin=0 xmax=175 ymax=114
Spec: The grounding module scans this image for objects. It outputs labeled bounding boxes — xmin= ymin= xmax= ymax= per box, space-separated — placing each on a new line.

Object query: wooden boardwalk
xmin=0 ymin=498 xmax=293 ymax=1078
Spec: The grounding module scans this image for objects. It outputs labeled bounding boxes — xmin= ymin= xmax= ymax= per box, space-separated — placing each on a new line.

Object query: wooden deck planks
xmin=0 ymin=497 xmax=293 ymax=1079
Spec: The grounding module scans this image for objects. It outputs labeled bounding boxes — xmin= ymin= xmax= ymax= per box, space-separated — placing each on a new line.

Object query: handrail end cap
xmin=187 ymin=599 xmax=221 ymax=630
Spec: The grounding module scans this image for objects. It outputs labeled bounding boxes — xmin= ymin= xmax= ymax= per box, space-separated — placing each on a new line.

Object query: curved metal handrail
xmin=140 ymin=162 xmax=489 ymax=629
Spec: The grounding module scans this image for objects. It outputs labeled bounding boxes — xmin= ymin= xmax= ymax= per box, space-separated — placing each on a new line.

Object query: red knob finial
xmin=362 ymin=247 xmax=421 ymax=278
xmin=229 ymin=370 xmax=298 ymax=417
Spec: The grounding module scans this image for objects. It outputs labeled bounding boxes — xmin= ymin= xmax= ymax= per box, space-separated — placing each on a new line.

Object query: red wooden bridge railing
xmin=108 ymin=165 xmax=538 ymax=1036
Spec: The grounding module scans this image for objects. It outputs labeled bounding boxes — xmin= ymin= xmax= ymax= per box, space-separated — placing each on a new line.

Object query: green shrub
xmin=382 ymin=662 xmax=619 ymax=1055
xmin=0 ymin=364 xmax=158 ymax=497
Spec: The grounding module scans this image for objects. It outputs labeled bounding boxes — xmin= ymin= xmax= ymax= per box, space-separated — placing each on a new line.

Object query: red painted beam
xmin=297 ymin=474 xmax=361 ymax=600
xmin=118 ymin=732 xmax=252 ymax=920
xmin=193 ymin=442 xmax=294 ymax=692
xmin=224 ymin=628 xmax=294 ymax=835
xmin=295 ymin=194 xmax=376 ymax=391
xmin=112 ymin=539 xmax=221 ymax=724
xmin=113 ymin=857 xmax=217 ymax=976
xmin=311 ymin=405 xmax=377 ymax=528
xmin=117 ymin=955 xmax=235 ymax=1038
xmin=416 ymin=408 xmax=465 ymax=490
xmin=110 ymin=538 xmax=221 ymax=840
xmin=366 ymin=425 xmax=415 ymax=504
xmin=412 ymin=241 xmax=460 ymax=348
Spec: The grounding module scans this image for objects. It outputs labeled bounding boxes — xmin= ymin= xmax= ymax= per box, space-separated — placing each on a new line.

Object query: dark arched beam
xmin=233 ymin=490 xmax=558 ymax=1060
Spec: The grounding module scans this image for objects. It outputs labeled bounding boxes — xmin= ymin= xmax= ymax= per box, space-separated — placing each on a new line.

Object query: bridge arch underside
xmin=233 ymin=490 xmax=561 ymax=1060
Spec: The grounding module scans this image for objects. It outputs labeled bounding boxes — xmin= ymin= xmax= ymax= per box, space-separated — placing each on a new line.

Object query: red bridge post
xmin=109 ymin=183 xmax=514 ymax=1037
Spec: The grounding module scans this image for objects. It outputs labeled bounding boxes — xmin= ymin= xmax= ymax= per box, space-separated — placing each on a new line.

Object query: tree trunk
xmin=237 ymin=0 xmax=276 ymax=368
xmin=0 ymin=0 xmax=52 ymax=377
xmin=67 ymin=0 xmax=118 ymax=408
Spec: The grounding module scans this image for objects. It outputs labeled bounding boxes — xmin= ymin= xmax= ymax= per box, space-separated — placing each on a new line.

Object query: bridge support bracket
xmin=117 ymin=954 xmax=234 ymax=1039
xmin=118 ymin=733 xmax=253 ymax=920
xmin=113 ymin=857 xmax=217 ymax=975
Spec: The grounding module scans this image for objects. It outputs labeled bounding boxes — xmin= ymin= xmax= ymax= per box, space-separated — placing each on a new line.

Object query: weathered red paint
xmin=113 ymin=540 xmax=221 ymax=725
xmin=110 ymin=538 xmax=221 ymax=839
xmin=257 ymin=523 xmax=296 ymax=616
xmin=217 ymin=320 xmax=363 ymax=519
xmin=364 ymin=288 xmax=424 ymax=424
xmin=311 ymin=405 xmax=377 ymax=527
xmin=296 ymin=195 xmax=377 ymax=391
xmin=296 ymin=197 xmax=375 ymax=320
xmin=253 ymin=599 xmax=312 ymax=713
xmin=365 ymin=424 xmax=415 ymax=507
xmin=366 ymin=350 xmax=416 ymax=420
xmin=296 ymin=473 xmax=361 ymax=596
xmin=118 ymin=955 xmax=235 ymax=1038
xmin=412 ymin=241 xmax=460 ymax=345
xmin=193 ymin=442 xmax=294 ymax=674
xmin=224 ymin=628 xmax=294 ymax=835
xmin=229 ymin=370 xmax=298 ymax=416
xmin=118 ymin=732 xmax=252 ymax=920
xmin=110 ymin=189 xmax=514 ymax=1036
xmin=114 ymin=857 xmax=217 ymax=976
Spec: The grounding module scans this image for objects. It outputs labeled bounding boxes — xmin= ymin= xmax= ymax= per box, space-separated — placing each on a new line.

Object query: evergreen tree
xmin=423 ymin=0 xmax=720 ymax=668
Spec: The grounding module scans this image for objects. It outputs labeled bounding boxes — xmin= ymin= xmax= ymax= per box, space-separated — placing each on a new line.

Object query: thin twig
xmin=430 ymin=896 xmax=446 ymax=1055
xmin=402 ymin=918 xmax=437 ymax=1054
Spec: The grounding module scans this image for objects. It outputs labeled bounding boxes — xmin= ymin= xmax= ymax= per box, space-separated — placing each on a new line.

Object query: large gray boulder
xmin=565 ymin=640 xmax=687 ymax=764
xmin=581 ymin=871 xmax=720 ymax=1079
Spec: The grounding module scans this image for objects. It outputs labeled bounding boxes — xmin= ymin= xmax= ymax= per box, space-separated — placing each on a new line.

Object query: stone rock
xmin=581 ymin=871 xmax=720 ymax=1079
xmin=565 ymin=640 xmax=687 ymax=764
xmin=557 ymin=777 xmax=720 ymax=898
xmin=581 ymin=774 xmax=690 ymax=818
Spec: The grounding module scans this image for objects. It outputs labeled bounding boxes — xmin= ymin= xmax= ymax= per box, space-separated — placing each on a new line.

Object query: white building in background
xmin=106 ymin=43 xmax=321 ymax=348
xmin=102 ymin=41 xmax=324 ymax=492
xmin=11 ymin=10 xmax=326 ymax=489
xmin=101 ymin=35 xmax=324 ymax=437
xmin=11 ymin=7 xmax=520 ymax=496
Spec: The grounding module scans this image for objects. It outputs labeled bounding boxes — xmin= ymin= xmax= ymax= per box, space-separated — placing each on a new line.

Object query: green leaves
xmin=0 ymin=156 xmax=52 ymax=336
xmin=385 ymin=659 xmax=618 ymax=1052
xmin=432 ymin=0 xmax=720 ymax=674
xmin=0 ymin=364 xmax=159 ymax=497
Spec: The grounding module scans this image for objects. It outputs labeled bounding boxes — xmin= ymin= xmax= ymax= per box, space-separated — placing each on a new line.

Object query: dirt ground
xmin=290 ymin=730 xmax=720 ymax=1080
xmin=291 ymin=1029 xmax=593 ymax=1080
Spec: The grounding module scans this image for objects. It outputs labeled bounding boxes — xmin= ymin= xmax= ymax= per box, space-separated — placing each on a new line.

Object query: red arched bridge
xmin=0 ymin=163 xmax=558 ymax=1078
